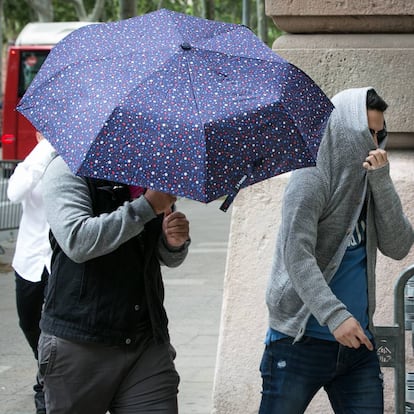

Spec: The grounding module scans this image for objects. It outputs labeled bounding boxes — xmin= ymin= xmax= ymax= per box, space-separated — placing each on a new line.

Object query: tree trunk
xmin=27 ymin=0 xmax=54 ymax=22
xmin=201 ymin=0 xmax=214 ymax=20
xmin=192 ymin=0 xmax=201 ymax=17
xmin=206 ymin=0 xmax=214 ymax=20
xmin=242 ymin=0 xmax=250 ymax=27
xmin=66 ymin=0 xmax=87 ymax=21
xmin=88 ymin=0 xmax=106 ymax=21
xmin=65 ymin=0 xmax=106 ymax=21
xmin=120 ymin=0 xmax=136 ymax=20
xmin=256 ymin=0 xmax=267 ymax=43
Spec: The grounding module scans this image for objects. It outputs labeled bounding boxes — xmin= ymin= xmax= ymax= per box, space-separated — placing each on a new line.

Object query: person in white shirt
xmin=7 ymin=132 xmax=56 ymax=414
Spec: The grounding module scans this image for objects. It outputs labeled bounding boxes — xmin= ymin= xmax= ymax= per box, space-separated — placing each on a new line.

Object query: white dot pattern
xmin=17 ymin=8 xmax=334 ymax=203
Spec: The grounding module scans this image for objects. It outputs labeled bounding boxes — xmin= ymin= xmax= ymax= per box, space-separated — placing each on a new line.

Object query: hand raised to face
xmin=362 ymin=148 xmax=388 ymax=171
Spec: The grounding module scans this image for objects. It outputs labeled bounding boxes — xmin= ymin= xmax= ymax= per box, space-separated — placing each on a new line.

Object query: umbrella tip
xmin=180 ymin=42 xmax=192 ymax=51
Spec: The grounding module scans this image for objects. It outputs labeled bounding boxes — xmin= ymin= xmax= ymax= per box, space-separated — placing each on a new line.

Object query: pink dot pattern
xmin=17 ymin=8 xmax=334 ymax=203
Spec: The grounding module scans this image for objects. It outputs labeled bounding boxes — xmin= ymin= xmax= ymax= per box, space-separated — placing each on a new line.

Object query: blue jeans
xmin=259 ymin=336 xmax=383 ymax=414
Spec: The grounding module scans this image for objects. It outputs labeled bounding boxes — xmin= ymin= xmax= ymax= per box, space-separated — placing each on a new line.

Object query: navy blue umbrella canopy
xmin=17 ymin=8 xmax=334 ymax=210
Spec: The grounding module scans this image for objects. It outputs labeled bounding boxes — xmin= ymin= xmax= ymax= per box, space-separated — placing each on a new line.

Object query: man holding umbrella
xmin=259 ymin=87 xmax=414 ymax=413
xmin=38 ymin=153 xmax=190 ymax=414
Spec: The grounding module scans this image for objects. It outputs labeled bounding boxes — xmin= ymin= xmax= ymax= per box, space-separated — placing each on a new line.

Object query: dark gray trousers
xmin=38 ymin=333 xmax=179 ymax=414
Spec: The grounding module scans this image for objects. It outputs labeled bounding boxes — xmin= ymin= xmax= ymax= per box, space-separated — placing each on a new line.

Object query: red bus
xmin=1 ymin=22 xmax=94 ymax=161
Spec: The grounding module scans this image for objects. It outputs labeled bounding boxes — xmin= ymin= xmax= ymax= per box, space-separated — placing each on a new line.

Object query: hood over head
xmin=320 ymin=87 xmax=381 ymax=171
xmin=314 ymin=87 xmax=384 ymax=196
xmin=288 ymin=87 xmax=385 ymax=218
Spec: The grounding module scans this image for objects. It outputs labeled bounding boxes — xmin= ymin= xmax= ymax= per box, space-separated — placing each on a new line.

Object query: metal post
xmin=375 ymin=264 xmax=414 ymax=414
xmin=0 ymin=160 xmax=22 ymax=230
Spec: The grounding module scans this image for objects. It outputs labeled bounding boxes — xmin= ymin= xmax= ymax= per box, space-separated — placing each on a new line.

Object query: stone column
xmin=212 ymin=2 xmax=414 ymax=413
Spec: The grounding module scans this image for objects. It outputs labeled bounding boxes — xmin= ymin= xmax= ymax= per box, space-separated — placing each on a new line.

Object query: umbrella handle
xmin=219 ymin=193 xmax=235 ymax=212
xmin=219 ymin=174 xmax=248 ymax=212
xmin=219 ymin=158 xmax=264 ymax=212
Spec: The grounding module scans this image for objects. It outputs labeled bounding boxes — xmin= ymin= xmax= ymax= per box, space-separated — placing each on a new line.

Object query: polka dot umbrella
xmin=17 ymin=8 xmax=334 ymax=211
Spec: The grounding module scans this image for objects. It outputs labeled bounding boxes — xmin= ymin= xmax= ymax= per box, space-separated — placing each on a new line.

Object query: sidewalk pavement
xmin=0 ymin=198 xmax=231 ymax=414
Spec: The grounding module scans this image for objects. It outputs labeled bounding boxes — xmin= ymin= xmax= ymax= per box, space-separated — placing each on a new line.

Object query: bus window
xmin=18 ymin=51 xmax=49 ymax=97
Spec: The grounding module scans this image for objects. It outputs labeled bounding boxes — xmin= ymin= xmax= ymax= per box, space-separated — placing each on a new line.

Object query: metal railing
xmin=0 ymin=160 xmax=22 ymax=230
xmin=375 ymin=264 xmax=414 ymax=414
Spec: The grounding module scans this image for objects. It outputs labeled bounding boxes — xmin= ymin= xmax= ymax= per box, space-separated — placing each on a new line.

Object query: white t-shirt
xmin=7 ymin=139 xmax=56 ymax=282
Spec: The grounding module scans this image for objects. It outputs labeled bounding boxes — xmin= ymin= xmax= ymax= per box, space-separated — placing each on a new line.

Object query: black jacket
xmin=41 ymin=179 xmax=169 ymax=346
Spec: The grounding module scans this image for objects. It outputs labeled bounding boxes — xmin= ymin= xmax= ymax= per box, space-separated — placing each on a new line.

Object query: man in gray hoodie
xmin=259 ymin=87 xmax=414 ymax=414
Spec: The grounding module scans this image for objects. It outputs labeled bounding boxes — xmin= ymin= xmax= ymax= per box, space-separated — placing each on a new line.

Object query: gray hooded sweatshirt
xmin=266 ymin=87 xmax=414 ymax=342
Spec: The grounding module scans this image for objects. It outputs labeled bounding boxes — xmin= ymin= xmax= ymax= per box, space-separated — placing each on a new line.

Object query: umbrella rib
xmin=179 ymin=55 xmax=209 ymax=199
xmin=182 ymin=58 xmax=201 ymax=117
xmin=279 ymin=100 xmax=317 ymax=160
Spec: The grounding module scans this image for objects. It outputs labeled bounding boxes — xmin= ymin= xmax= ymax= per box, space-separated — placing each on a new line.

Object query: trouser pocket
xmin=38 ymin=332 xmax=57 ymax=381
